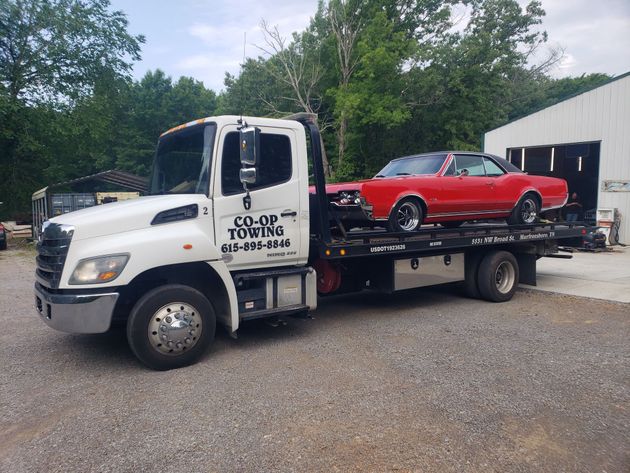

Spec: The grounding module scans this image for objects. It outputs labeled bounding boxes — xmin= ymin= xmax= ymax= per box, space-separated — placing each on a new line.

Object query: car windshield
xmin=149 ymin=123 xmax=216 ymax=195
xmin=375 ymin=154 xmax=447 ymax=177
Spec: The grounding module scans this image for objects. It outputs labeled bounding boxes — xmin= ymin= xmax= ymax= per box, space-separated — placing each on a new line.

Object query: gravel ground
xmin=1 ymin=245 xmax=628 ymax=473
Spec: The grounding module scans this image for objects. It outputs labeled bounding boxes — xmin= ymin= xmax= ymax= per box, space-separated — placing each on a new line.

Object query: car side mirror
xmin=239 ymin=126 xmax=260 ymax=166
xmin=239 ymin=167 xmax=257 ymax=185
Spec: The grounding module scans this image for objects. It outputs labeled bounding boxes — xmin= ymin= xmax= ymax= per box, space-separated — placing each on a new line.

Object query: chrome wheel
xmin=396 ymin=202 xmax=421 ymax=231
xmin=520 ymin=198 xmax=538 ymax=224
xmin=494 ymin=261 xmax=516 ymax=294
xmin=148 ymin=302 xmax=202 ymax=355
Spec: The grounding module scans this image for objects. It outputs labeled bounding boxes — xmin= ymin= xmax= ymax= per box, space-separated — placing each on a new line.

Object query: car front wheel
xmin=388 ymin=198 xmax=423 ymax=232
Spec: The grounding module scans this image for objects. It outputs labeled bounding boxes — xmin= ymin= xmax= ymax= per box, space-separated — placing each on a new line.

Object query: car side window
xmin=454 ymin=154 xmax=485 ymax=176
xmin=483 ymin=157 xmax=505 ymax=177
xmin=222 ymin=131 xmax=293 ymax=195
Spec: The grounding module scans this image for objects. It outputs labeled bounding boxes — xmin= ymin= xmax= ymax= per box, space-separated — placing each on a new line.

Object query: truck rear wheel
xmin=463 ymin=252 xmax=483 ymax=299
xmin=127 ymin=284 xmax=216 ymax=370
xmin=477 ymin=251 xmax=519 ymax=302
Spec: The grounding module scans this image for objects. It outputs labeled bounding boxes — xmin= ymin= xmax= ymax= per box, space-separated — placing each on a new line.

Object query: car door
xmin=440 ymin=154 xmax=495 ymax=214
xmin=482 ymin=156 xmax=512 ymax=213
xmin=213 ymin=124 xmax=302 ymax=271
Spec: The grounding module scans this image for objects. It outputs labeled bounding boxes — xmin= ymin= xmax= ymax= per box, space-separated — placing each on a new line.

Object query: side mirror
xmin=240 ymin=126 xmax=260 ymax=166
xmin=240 ymin=167 xmax=257 ymax=185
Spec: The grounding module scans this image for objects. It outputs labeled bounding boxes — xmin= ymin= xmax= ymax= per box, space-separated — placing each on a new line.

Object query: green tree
xmin=0 ymin=0 xmax=144 ymax=218
xmin=116 ymin=70 xmax=217 ymax=176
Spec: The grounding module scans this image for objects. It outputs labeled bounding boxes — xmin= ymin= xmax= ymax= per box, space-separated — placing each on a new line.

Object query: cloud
xmin=535 ymin=0 xmax=630 ymax=77
xmin=176 ymin=1 xmax=318 ymax=90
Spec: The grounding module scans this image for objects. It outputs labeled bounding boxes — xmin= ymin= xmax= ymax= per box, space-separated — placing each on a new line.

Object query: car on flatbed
xmin=323 ymin=152 xmax=568 ymax=232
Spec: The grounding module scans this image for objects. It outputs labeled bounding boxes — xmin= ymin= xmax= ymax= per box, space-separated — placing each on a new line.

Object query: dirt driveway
xmin=1 ymin=245 xmax=628 ymax=472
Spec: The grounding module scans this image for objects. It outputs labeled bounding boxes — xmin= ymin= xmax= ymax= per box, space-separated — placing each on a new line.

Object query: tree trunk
xmin=337 ymin=112 xmax=347 ymax=167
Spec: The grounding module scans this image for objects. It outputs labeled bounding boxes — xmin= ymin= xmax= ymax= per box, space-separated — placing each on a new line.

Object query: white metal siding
xmin=484 ymin=74 xmax=630 ymax=243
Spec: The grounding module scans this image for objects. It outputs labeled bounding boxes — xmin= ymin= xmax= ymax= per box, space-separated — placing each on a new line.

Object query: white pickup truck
xmin=34 ymin=113 xmax=583 ymax=370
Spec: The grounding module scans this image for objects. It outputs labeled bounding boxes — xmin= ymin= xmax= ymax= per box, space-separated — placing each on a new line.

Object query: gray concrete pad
xmin=525 ymin=246 xmax=630 ymax=303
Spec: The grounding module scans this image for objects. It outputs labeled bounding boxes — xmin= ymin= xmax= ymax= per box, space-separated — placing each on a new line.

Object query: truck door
xmin=213 ymin=125 xmax=302 ymax=270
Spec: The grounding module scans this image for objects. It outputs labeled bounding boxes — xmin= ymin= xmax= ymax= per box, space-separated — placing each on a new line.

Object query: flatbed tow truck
xmin=34 ymin=114 xmax=585 ymax=370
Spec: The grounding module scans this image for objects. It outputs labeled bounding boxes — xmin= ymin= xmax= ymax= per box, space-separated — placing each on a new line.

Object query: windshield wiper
xmin=395 ymin=172 xmax=410 ymax=176
xmin=375 ymin=174 xmax=385 ymax=178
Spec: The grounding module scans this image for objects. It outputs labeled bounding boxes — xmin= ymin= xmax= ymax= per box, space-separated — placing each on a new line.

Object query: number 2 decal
xmin=203 ymin=207 xmax=208 ymax=215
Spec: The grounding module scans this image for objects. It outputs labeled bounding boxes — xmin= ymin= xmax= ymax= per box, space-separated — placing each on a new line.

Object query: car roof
xmin=390 ymin=151 xmax=502 ymax=162
xmin=387 ymin=151 xmax=522 ymax=174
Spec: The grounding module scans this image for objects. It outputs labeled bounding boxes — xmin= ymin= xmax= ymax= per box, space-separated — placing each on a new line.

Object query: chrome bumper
xmin=34 ymin=283 xmax=119 ymax=334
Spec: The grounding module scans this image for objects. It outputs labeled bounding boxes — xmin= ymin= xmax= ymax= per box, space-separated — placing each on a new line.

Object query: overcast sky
xmin=109 ymin=0 xmax=630 ymax=92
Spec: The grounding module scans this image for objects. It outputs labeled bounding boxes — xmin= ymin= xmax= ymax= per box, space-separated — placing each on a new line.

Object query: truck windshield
xmin=149 ymin=123 xmax=216 ymax=195
xmin=375 ymin=154 xmax=447 ymax=177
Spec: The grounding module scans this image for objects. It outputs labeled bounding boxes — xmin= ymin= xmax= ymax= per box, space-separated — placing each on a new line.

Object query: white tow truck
xmin=34 ymin=114 xmax=584 ymax=370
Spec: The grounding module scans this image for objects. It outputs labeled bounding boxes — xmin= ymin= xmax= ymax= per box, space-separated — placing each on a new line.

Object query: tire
xmin=508 ymin=193 xmax=540 ymax=225
xmin=442 ymin=221 xmax=464 ymax=229
xmin=388 ymin=198 xmax=423 ymax=232
xmin=127 ymin=284 xmax=216 ymax=370
xmin=463 ymin=251 xmax=483 ymax=299
xmin=477 ymin=251 xmax=520 ymax=302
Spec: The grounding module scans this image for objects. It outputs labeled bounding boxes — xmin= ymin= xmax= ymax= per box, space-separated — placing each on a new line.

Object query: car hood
xmin=49 ymin=194 xmax=210 ymax=241
xmin=309 ymin=180 xmax=372 ymax=194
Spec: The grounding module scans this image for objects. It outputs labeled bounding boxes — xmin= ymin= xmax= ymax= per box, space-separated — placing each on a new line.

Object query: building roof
xmin=32 ymin=170 xmax=148 ymax=199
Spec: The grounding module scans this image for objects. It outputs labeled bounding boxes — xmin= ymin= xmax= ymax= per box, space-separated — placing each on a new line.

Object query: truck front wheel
xmin=127 ymin=284 xmax=216 ymax=370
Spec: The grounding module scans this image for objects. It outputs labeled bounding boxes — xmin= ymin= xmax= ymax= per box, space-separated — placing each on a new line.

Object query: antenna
xmin=239 ymin=31 xmax=246 ymax=125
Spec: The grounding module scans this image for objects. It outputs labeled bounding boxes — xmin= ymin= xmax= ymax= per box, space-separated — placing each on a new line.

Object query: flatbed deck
xmin=315 ymin=223 xmax=586 ymax=259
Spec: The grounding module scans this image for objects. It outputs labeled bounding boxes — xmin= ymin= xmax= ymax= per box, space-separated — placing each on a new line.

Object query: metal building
xmin=484 ymin=72 xmax=630 ymax=243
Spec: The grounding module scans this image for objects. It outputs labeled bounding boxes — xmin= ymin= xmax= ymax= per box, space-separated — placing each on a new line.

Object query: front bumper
xmin=34 ymin=283 xmax=119 ymax=334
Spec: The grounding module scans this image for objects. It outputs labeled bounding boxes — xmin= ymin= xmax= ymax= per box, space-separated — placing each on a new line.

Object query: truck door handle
xmin=281 ymin=210 xmax=297 ymax=217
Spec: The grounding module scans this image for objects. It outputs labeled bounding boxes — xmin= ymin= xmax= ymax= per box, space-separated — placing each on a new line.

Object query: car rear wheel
xmin=508 ymin=193 xmax=540 ymax=225
xmin=388 ymin=198 xmax=423 ymax=232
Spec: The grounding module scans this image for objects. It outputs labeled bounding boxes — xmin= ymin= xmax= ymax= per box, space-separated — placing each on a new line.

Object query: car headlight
xmin=69 ymin=254 xmax=130 ymax=285
xmin=339 ymin=191 xmax=361 ymax=205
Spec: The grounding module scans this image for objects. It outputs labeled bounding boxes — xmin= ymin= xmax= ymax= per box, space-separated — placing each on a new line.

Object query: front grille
xmin=36 ymin=223 xmax=74 ymax=289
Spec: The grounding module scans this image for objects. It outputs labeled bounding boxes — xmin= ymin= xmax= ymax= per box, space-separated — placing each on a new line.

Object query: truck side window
xmin=222 ymin=131 xmax=292 ymax=195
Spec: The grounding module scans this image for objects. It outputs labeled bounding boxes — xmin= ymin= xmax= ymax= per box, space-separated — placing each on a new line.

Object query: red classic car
xmin=322 ymin=152 xmax=568 ymax=231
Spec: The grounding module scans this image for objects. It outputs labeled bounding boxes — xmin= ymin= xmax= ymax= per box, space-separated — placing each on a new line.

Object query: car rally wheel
xmin=127 ymin=284 xmax=216 ymax=370
xmin=388 ymin=198 xmax=423 ymax=232
xmin=509 ymin=194 xmax=540 ymax=225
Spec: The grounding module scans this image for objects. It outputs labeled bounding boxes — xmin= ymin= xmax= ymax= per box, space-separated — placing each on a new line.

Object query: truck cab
xmin=35 ymin=115 xmax=319 ymax=369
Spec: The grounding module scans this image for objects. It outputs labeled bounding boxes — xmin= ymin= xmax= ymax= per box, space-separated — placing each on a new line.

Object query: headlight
xmin=339 ymin=191 xmax=361 ymax=205
xmin=69 ymin=254 xmax=129 ymax=285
